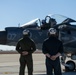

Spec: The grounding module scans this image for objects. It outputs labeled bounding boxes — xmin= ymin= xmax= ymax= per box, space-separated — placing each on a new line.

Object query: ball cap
xmin=48 ymin=28 xmax=56 ymax=34
xmin=23 ymin=29 xmax=29 ymax=35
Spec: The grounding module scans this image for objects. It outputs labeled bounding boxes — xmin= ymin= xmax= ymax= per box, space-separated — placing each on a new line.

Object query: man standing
xmin=16 ymin=29 xmax=36 ymax=75
xmin=42 ymin=28 xmax=64 ymax=75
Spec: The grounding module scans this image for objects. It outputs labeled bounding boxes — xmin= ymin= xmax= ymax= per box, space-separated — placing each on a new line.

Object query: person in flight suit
xmin=42 ymin=28 xmax=64 ymax=75
xmin=16 ymin=29 xmax=36 ymax=75
xmin=50 ymin=18 xmax=57 ymax=28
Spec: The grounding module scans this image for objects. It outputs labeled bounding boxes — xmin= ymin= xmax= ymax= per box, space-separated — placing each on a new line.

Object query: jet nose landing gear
xmin=65 ymin=60 xmax=75 ymax=72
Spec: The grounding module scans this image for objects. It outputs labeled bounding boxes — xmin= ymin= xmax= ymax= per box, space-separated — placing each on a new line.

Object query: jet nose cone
xmin=0 ymin=31 xmax=7 ymax=44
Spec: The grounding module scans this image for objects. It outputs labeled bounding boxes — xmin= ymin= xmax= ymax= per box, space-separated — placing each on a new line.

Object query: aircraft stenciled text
xmin=7 ymin=33 xmax=16 ymax=40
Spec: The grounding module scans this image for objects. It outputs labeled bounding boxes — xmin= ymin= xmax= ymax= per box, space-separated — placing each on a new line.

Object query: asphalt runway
xmin=0 ymin=52 xmax=76 ymax=75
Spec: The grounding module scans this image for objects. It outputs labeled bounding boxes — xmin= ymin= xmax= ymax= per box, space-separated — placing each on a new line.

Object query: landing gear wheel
xmin=65 ymin=60 xmax=75 ymax=72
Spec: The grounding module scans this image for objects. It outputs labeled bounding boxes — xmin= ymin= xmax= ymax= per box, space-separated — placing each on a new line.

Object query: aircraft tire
xmin=65 ymin=60 xmax=75 ymax=72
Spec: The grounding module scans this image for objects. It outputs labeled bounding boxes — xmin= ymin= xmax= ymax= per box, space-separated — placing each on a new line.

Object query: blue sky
xmin=0 ymin=0 xmax=76 ymax=30
xmin=0 ymin=0 xmax=76 ymax=50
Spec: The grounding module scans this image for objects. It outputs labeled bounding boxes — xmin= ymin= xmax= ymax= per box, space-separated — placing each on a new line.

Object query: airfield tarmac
xmin=0 ymin=51 xmax=76 ymax=75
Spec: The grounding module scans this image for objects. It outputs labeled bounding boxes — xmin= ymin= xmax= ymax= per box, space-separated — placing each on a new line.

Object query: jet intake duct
xmin=0 ymin=31 xmax=7 ymax=44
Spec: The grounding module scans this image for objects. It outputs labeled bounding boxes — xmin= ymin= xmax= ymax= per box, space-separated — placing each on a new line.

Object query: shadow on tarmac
xmin=34 ymin=72 xmax=76 ymax=75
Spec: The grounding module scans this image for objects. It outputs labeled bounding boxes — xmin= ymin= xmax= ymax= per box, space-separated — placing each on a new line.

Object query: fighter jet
xmin=0 ymin=14 xmax=76 ymax=71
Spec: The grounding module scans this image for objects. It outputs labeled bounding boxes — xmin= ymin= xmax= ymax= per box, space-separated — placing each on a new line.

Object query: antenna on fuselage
xmin=18 ymin=23 xmax=20 ymax=27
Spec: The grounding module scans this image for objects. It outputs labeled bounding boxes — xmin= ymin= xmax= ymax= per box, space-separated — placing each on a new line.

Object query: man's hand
xmin=50 ymin=53 xmax=61 ymax=60
xmin=45 ymin=53 xmax=50 ymax=58
xmin=50 ymin=55 xmax=57 ymax=60
xmin=22 ymin=51 xmax=28 ymax=55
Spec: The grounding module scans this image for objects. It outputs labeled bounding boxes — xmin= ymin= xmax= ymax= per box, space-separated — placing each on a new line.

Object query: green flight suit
xmin=16 ymin=36 xmax=36 ymax=75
